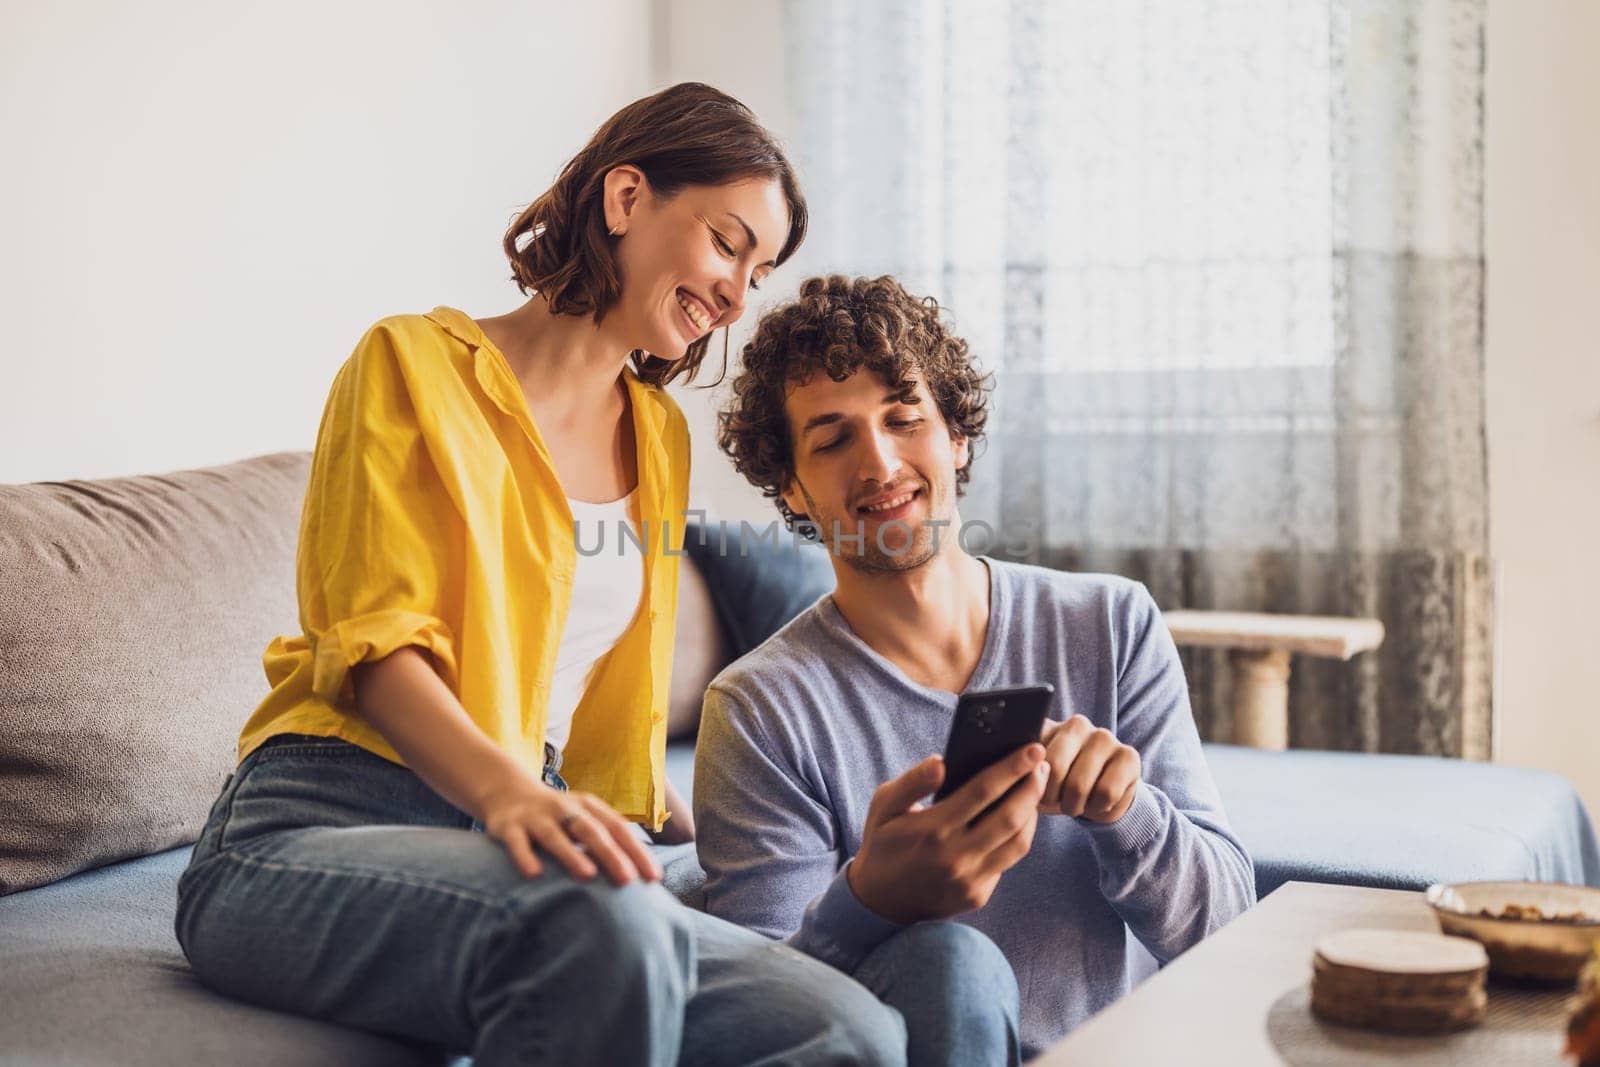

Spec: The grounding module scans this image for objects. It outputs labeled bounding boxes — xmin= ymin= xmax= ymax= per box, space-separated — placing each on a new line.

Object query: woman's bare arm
xmin=352 ymin=647 xmax=660 ymax=884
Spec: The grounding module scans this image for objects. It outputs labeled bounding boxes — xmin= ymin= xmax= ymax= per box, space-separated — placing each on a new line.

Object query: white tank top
xmin=545 ymin=488 xmax=645 ymax=753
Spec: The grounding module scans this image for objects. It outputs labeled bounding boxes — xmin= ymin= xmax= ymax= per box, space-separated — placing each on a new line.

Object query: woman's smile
xmin=675 ymin=287 xmax=717 ymax=338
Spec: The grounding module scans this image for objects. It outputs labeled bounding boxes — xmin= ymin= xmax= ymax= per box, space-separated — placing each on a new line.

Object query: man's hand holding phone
xmin=846 ymin=746 xmax=1049 ymax=924
xmin=1037 ymin=714 xmax=1141 ymax=823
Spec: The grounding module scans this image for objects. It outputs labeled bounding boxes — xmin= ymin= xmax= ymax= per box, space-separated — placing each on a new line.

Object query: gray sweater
xmin=694 ymin=559 xmax=1255 ymax=1057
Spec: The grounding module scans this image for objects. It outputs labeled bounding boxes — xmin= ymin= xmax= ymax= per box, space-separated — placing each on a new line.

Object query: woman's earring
xmin=608 ymin=223 xmax=623 ymax=237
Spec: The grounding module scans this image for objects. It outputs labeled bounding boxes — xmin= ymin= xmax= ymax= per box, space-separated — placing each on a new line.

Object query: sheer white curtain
xmin=779 ymin=0 xmax=1490 ymax=756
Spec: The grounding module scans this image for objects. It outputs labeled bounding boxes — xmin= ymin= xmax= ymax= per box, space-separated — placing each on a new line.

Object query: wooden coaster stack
xmin=1310 ymin=929 xmax=1490 ymax=1034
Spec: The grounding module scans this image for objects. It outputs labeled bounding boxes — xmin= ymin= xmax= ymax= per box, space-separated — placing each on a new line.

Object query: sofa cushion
xmin=667 ymin=550 xmax=729 ymax=740
xmin=683 ymin=519 xmax=836 ymax=659
xmin=1205 ymin=743 xmax=1600 ymax=896
xmin=0 ymin=453 xmax=309 ymax=894
xmin=0 ymin=846 xmax=455 ymax=1066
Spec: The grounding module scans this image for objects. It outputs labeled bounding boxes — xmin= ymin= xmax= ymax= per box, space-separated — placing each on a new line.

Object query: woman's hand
xmin=479 ymin=778 xmax=664 ymax=886
xmin=352 ymin=650 xmax=663 ymax=887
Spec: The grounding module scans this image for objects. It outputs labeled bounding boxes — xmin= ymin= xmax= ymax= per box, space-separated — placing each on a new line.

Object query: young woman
xmin=175 ymin=83 xmax=904 ymax=1067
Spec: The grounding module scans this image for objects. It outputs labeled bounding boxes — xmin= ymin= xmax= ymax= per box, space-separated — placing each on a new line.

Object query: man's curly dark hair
xmin=718 ymin=274 xmax=992 ymax=528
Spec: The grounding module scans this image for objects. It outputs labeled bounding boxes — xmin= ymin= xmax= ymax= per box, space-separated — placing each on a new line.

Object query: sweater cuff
xmin=793 ymin=860 xmax=907 ymax=973
xmin=1078 ymin=780 xmax=1165 ymax=855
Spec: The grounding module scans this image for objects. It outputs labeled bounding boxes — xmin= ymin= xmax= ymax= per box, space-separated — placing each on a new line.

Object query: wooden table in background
xmin=1163 ymin=611 xmax=1386 ymax=749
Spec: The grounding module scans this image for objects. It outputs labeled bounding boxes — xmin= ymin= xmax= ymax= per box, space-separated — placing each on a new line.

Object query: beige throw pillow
xmin=0 ymin=453 xmax=308 ymax=894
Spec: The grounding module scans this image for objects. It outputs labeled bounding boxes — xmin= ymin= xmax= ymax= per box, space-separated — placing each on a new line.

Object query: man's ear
xmin=780 ymin=475 xmax=808 ymax=524
xmin=602 ymin=164 xmax=650 ymax=235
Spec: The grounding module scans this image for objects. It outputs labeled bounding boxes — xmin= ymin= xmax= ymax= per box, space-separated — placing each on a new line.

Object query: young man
xmin=698 ymin=275 xmax=1256 ymax=1062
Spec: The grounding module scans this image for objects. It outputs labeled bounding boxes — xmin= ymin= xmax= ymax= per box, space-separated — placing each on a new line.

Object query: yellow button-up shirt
xmin=237 ymin=307 xmax=689 ymax=828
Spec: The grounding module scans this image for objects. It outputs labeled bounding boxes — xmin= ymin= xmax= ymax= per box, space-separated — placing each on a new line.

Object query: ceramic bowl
xmin=1425 ymin=881 xmax=1600 ymax=983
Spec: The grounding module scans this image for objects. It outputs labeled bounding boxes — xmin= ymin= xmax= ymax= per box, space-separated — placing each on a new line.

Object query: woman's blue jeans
xmin=174 ymin=734 xmax=906 ymax=1066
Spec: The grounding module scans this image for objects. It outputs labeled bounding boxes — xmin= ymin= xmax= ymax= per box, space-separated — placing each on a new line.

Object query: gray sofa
xmin=3 ymin=453 xmax=1597 ymax=1065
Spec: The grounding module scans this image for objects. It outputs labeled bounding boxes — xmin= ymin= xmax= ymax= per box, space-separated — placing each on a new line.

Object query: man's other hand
xmin=1037 ymin=715 xmax=1141 ymax=823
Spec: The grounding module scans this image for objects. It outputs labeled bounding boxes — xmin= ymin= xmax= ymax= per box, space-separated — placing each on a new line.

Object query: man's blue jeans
xmin=855 ymin=921 xmax=1022 ymax=1067
xmin=175 ymin=735 xmax=905 ymax=1066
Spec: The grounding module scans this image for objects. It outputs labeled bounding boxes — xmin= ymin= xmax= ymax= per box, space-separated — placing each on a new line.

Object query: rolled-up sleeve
xmin=298 ymin=324 xmax=461 ymax=706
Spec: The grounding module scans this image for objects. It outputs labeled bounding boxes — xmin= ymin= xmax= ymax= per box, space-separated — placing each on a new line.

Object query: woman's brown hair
xmin=504 ymin=82 xmax=807 ymax=387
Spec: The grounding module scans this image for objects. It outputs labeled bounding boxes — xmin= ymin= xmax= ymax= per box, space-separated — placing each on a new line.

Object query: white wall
xmin=655 ymin=0 xmax=799 ymax=527
xmin=1485 ymin=1 xmax=1600 ymax=814
xmin=0 ymin=0 xmax=653 ymax=483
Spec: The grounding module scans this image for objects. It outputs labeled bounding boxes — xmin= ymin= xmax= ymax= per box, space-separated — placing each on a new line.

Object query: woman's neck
xmin=478 ymin=294 xmax=634 ymax=423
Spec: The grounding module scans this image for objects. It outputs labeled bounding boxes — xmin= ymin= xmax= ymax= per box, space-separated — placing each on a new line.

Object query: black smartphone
xmin=933 ymin=683 xmax=1055 ymax=803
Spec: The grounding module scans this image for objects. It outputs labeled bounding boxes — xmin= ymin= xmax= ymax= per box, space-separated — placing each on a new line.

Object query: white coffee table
xmin=1033 ymin=881 xmax=1572 ymax=1065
